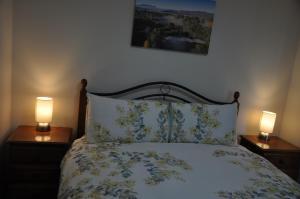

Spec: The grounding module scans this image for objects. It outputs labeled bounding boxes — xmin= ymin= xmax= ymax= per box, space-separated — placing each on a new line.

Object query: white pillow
xmin=169 ymin=102 xmax=238 ymax=145
xmin=86 ymin=94 xmax=169 ymax=143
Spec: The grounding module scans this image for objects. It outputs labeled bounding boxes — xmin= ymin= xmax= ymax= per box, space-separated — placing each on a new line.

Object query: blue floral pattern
xmin=86 ymin=94 xmax=169 ymax=143
xmin=170 ymin=107 xmax=186 ymax=142
xmin=59 ymin=138 xmax=192 ymax=199
xmin=213 ymin=149 xmax=300 ymax=198
xmin=59 ymin=138 xmax=300 ymax=199
xmin=86 ymin=94 xmax=237 ymax=145
xmin=115 ymin=101 xmax=152 ymax=142
xmin=170 ymin=103 xmax=237 ymax=145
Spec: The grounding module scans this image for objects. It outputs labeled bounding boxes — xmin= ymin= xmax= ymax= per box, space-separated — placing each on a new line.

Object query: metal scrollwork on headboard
xmin=77 ymin=79 xmax=240 ymax=138
xmin=160 ymin=84 xmax=171 ymax=94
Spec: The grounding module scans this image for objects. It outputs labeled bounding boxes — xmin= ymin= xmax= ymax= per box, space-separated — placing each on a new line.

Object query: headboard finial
xmin=234 ymin=91 xmax=240 ymax=102
xmin=233 ymin=91 xmax=240 ymax=112
xmin=81 ymin=79 xmax=87 ymax=88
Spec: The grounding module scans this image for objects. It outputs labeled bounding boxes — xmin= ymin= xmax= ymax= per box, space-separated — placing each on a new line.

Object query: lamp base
xmin=258 ymin=132 xmax=270 ymax=141
xmin=36 ymin=123 xmax=51 ymax=132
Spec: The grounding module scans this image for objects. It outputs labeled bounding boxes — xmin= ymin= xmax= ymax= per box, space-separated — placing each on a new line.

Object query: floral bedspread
xmin=58 ymin=137 xmax=300 ymax=199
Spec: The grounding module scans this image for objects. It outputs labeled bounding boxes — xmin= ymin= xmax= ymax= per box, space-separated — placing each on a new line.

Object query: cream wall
xmin=0 ymin=0 xmax=12 ymax=143
xmin=281 ymin=38 xmax=300 ymax=147
xmin=11 ymin=0 xmax=300 ymax=135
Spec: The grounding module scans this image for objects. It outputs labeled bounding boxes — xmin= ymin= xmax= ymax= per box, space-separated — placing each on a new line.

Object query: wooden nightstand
xmin=4 ymin=125 xmax=72 ymax=199
xmin=240 ymin=135 xmax=300 ymax=181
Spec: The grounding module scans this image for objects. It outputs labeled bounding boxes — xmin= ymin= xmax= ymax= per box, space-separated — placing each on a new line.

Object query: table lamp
xmin=258 ymin=111 xmax=276 ymax=141
xmin=35 ymin=97 xmax=53 ymax=132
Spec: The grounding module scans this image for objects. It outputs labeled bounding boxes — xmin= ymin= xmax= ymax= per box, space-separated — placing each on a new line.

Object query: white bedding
xmin=58 ymin=137 xmax=300 ymax=199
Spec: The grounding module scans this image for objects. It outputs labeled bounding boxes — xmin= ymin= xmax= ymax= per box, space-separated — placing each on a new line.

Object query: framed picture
xmin=131 ymin=0 xmax=216 ymax=55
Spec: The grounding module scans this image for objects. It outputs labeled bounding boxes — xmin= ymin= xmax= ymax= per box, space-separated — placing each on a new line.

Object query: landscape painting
xmin=131 ymin=0 xmax=216 ymax=55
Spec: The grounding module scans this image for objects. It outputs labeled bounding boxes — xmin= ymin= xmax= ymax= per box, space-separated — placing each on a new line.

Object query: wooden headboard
xmin=76 ymin=79 xmax=240 ymax=139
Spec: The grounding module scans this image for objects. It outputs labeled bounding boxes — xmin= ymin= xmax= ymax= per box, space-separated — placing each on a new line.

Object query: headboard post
xmin=77 ymin=79 xmax=88 ymax=138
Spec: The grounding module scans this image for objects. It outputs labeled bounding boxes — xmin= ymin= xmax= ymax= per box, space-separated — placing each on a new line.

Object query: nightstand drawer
xmin=264 ymin=153 xmax=300 ymax=169
xmin=7 ymin=184 xmax=58 ymax=199
xmin=9 ymin=145 xmax=67 ymax=165
xmin=8 ymin=165 xmax=60 ymax=183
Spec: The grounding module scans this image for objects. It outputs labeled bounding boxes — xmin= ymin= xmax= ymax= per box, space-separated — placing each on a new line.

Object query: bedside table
xmin=4 ymin=125 xmax=72 ymax=199
xmin=240 ymin=135 xmax=300 ymax=181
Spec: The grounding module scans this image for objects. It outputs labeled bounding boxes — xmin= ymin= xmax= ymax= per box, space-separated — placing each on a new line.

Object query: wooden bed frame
xmin=76 ymin=79 xmax=240 ymax=138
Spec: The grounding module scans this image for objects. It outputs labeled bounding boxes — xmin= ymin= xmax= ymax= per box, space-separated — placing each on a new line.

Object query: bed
xmin=58 ymin=79 xmax=300 ymax=199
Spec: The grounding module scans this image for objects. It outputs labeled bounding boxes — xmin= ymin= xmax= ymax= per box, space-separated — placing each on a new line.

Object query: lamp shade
xmin=35 ymin=97 xmax=53 ymax=123
xmin=259 ymin=111 xmax=276 ymax=134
